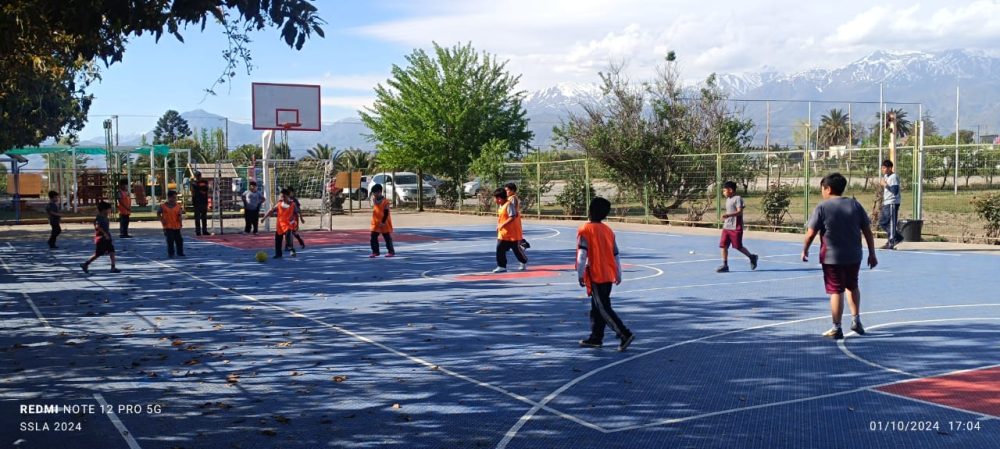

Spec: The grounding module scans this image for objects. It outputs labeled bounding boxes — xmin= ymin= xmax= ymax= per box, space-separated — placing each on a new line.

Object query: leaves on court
xmin=332 ymin=375 xmax=347 ymax=382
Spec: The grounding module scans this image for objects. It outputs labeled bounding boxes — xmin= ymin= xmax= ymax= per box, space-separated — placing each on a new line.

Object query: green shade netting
xmin=6 ymin=145 xmax=170 ymax=157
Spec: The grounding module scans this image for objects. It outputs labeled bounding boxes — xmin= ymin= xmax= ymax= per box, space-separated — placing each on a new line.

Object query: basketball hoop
xmin=279 ymin=122 xmax=302 ymax=130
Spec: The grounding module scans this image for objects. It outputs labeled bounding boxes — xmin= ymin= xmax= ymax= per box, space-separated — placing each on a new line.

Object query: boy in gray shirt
xmin=717 ymin=181 xmax=758 ymax=272
xmin=46 ymin=190 xmax=62 ymax=249
xmin=879 ymin=159 xmax=903 ymax=249
xmin=801 ymin=173 xmax=878 ymax=339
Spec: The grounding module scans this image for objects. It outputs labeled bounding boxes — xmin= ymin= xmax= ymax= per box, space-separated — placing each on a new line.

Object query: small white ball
xmin=689 ymin=250 xmax=695 ymax=254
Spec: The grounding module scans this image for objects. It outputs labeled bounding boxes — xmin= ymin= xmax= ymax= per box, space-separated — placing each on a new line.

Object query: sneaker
xmin=618 ymin=333 xmax=635 ymax=352
xmin=109 ymin=267 xmax=121 ymax=273
xmin=879 ymin=243 xmax=891 ymax=250
xmin=300 ymin=243 xmax=305 ymax=249
xmin=715 ymin=265 xmax=729 ymax=273
xmin=750 ymin=254 xmax=758 ymax=270
xmin=518 ymin=263 xmax=527 ymax=271
xmin=290 ymin=249 xmax=297 ymax=257
xmin=369 ymin=253 xmax=378 ymax=258
xmin=579 ymin=339 xmax=603 ymax=348
xmin=80 ymin=263 xmax=89 ymax=274
xmin=851 ymin=320 xmax=866 ymax=335
xmin=385 ymin=253 xmax=395 ymax=258
xmin=822 ymin=326 xmax=844 ymax=340
xmin=121 ymin=235 xmax=133 ymax=239
xmin=492 ymin=267 xmax=507 ymax=273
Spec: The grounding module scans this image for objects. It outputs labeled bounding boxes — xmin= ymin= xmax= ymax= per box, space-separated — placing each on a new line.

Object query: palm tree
xmin=304 ymin=143 xmax=334 ymax=161
xmin=819 ymin=109 xmax=850 ymax=149
xmin=874 ymin=108 xmax=912 ymax=139
xmin=342 ymin=148 xmax=378 ymax=173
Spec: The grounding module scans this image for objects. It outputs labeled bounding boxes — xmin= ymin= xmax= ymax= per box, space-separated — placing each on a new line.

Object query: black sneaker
xmin=579 ymin=339 xmax=603 ymax=348
xmin=750 ymin=254 xmax=758 ymax=270
xmin=822 ymin=326 xmax=844 ymax=340
xmin=851 ymin=320 xmax=866 ymax=335
xmin=879 ymin=243 xmax=891 ymax=250
xmin=80 ymin=263 xmax=89 ymax=274
xmin=715 ymin=265 xmax=729 ymax=273
xmin=618 ymin=334 xmax=635 ymax=352
xmin=109 ymin=267 xmax=121 ymax=273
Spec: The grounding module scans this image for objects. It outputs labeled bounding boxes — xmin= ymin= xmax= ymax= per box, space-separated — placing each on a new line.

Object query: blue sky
xmin=79 ymin=0 xmax=1000 ymax=139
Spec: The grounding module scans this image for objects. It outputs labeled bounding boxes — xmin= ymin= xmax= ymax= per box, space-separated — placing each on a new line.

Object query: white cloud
xmin=321 ymin=95 xmax=376 ymax=110
xmin=352 ymin=0 xmax=1000 ymax=91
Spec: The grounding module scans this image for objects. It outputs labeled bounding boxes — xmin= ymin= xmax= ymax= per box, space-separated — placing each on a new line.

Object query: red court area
xmin=454 ymin=264 xmax=575 ymax=281
xmin=196 ymin=230 xmax=437 ymax=250
xmin=876 ymin=366 xmax=1000 ymax=417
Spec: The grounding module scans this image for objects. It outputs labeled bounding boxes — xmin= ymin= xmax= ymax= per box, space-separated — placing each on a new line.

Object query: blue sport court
xmin=1 ymin=222 xmax=998 ymax=448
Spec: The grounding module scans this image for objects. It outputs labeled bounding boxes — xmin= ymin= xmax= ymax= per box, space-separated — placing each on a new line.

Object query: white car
xmin=463 ymin=177 xmax=483 ymax=197
xmin=369 ymin=172 xmax=437 ymax=205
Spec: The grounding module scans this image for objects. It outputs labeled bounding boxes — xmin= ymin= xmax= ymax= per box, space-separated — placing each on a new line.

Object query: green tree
xmin=1 ymin=1 xmax=324 ymax=154
xmin=153 ymin=110 xmax=192 ymax=145
xmin=818 ymin=108 xmax=850 ymax=149
xmin=360 ymin=42 xmax=533 ymax=201
xmin=230 ymin=144 xmax=262 ymax=165
xmin=557 ymin=56 xmax=754 ymax=220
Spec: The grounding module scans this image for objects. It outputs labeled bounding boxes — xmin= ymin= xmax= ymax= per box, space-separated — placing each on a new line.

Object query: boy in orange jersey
xmin=116 ymin=179 xmax=133 ymax=238
xmin=262 ymin=188 xmax=297 ymax=259
xmin=577 ymin=197 xmax=634 ymax=352
xmin=369 ymin=184 xmax=395 ymax=258
xmin=156 ymin=190 xmax=185 ymax=258
xmin=492 ymin=188 xmax=528 ymax=273
xmin=504 ymin=182 xmax=530 ymax=250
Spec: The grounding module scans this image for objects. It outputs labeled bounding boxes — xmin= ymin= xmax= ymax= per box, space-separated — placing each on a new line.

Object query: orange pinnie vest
xmin=370 ymin=197 xmax=393 ymax=233
xmin=118 ymin=189 xmax=131 ymax=215
xmin=577 ymin=222 xmax=619 ymax=289
xmin=497 ymin=200 xmax=522 ymax=241
xmin=159 ymin=202 xmax=183 ymax=230
xmin=276 ymin=200 xmax=296 ymax=234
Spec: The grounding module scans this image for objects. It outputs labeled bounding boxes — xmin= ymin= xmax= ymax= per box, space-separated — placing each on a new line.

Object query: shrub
xmin=556 ymin=175 xmax=595 ymax=217
xmin=437 ymin=180 xmax=460 ymax=209
xmin=761 ymin=184 xmax=792 ymax=227
xmin=971 ymin=193 xmax=1000 ymax=244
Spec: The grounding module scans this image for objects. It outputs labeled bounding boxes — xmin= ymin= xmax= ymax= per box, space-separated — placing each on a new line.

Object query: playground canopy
xmin=6 ymin=144 xmax=171 ymax=157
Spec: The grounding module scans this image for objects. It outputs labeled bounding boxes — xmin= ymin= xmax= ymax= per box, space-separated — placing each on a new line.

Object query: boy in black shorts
xmin=81 ymin=201 xmax=121 ymax=273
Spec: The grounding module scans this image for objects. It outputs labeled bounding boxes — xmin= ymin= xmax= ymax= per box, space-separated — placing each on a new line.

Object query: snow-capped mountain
xmin=90 ymin=50 xmax=999 ymax=153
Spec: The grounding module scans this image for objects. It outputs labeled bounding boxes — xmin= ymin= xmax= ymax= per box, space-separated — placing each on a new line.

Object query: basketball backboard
xmin=251 ymin=82 xmax=321 ymax=131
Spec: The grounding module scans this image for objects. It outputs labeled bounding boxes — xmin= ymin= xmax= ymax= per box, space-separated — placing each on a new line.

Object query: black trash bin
xmin=900 ymin=219 xmax=922 ymax=242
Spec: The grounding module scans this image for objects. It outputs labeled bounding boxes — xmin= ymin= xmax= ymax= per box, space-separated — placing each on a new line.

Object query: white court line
xmin=93 ymin=393 xmax=142 ymax=449
xmin=838 ymin=317 xmax=1000 ymax=379
xmin=644 ymin=253 xmax=800 ymax=266
xmin=617 ymin=273 xmax=821 ymax=294
xmin=495 ymin=303 xmax=1000 ymax=447
xmin=136 ymin=254 xmax=604 ymax=433
xmin=901 ymin=250 xmax=961 ymax=257
xmin=0 ymin=254 xmax=52 ymax=328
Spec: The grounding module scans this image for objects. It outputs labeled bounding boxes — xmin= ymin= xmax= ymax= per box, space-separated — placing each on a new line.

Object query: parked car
xmin=463 ymin=177 xmax=483 ymax=197
xmin=422 ymin=174 xmax=444 ymax=188
xmin=343 ymin=175 xmax=368 ymax=200
xmin=369 ymin=172 xmax=437 ymax=205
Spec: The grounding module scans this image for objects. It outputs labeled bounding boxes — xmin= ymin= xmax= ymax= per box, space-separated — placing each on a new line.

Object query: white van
xmin=368 ymin=172 xmax=437 ymax=206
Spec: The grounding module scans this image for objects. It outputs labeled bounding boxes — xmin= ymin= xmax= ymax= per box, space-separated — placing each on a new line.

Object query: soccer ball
xmin=689 ymin=250 xmax=695 ymax=255
xmin=255 ymin=251 xmax=268 ymax=263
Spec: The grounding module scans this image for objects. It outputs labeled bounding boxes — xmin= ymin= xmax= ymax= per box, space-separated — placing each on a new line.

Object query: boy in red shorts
xmin=717 ymin=181 xmax=758 ymax=273
xmin=801 ymin=173 xmax=878 ymax=339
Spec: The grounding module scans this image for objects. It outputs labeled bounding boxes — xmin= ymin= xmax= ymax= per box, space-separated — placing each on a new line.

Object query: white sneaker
xmin=492 ymin=267 xmax=507 ymax=273
xmin=518 ymin=263 xmax=527 ymax=271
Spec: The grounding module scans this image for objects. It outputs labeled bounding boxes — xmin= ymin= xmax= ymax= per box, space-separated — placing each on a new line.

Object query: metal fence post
xmin=584 ymin=157 xmax=591 ymax=213
xmin=716 ymin=136 xmax=723 ymax=226
xmin=536 ymin=159 xmax=541 ymax=219
xmin=803 ymin=148 xmax=810 ymax=227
